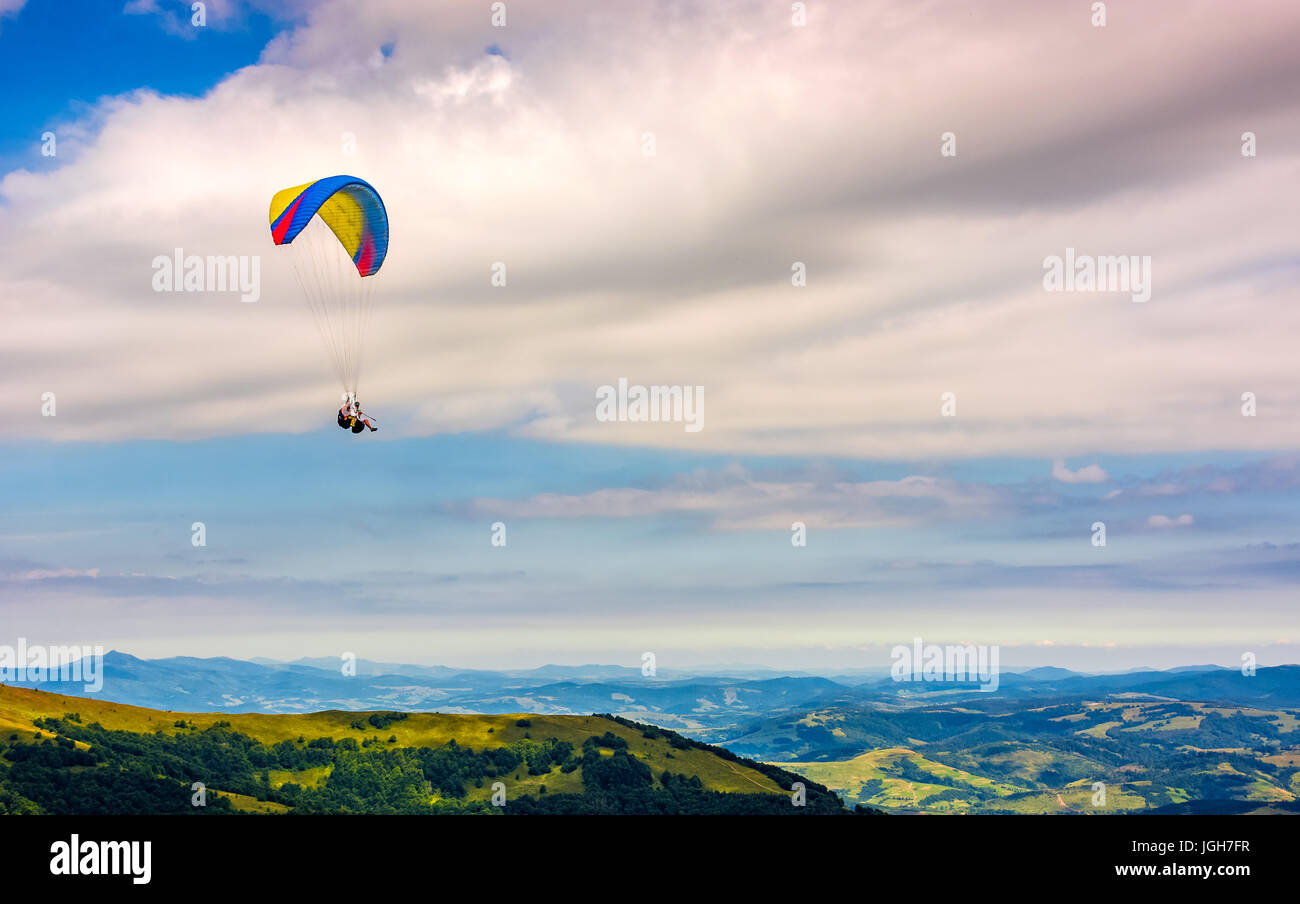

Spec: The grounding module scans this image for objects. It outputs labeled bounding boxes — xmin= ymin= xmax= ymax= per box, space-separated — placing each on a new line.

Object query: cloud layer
xmin=3 ymin=0 xmax=1298 ymax=458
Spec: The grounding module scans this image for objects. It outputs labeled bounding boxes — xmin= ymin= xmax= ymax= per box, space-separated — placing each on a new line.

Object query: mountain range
xmin=8 ymin=652 xmax=1298 ymax=738
xmin=5 ymin=653 xmax=1299 ymax=813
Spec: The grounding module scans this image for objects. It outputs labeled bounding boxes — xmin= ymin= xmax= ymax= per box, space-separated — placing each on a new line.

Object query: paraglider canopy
xmin=269 ymin=175 xmax=390 ymax=396
xmin=270 ymin=175 xmax=389 ymax=274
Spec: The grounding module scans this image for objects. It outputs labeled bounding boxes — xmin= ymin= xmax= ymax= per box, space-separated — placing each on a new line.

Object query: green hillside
xmin=0 ymin=684 xmax=858 ymax=815
xmin=782 ymin=747 xmax=1027 ymax=813
xmin=747 ymin=698 xmax=1300 ymax=813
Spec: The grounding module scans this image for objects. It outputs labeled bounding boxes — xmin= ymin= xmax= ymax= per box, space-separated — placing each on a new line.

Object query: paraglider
xmin=269 ymin=175 xmax=389 ymax=434
xmin=337 ymin=394 xmax=377 ymax=433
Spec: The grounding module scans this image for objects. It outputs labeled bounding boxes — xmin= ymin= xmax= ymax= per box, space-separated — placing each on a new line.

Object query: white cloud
xmin=1147 ymin=514 xmax=1194 ymax=528
xmin=1052 ymin=459 xmax=1109 ymax=484
xmin=462 ymin=467 xmax=1006 ymax=530
xmin=124 ymin=0 xmax=273 ymax=35
xmin=8 ymin=567 xmax=100 ymax=581
xmin=6 ymin=1 xmax=1300 ymax=458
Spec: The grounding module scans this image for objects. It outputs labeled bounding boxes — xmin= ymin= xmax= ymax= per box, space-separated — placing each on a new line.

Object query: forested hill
xmin=0 ymin=684 xmax=866 ymax=815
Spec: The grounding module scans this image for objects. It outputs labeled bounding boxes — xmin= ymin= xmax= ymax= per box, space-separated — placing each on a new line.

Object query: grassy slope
xmin=0 ymin=684 xmax=785 ymax=809
xmin=763 ymin=699 xmax=1300 ymax=813
xmin=776 ymin=747 xmax=1168 ymax=813
xmin=779 ymin=747 xmax=1026 ymax=813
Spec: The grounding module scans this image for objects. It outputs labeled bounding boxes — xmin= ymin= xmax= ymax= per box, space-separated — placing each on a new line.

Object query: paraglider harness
xmin=337 ymin=394 xmax=375 ymax=434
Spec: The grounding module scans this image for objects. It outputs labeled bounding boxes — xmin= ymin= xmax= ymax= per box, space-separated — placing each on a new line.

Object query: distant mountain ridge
xmin=6 ymin=652 xmax=1298 ymax=734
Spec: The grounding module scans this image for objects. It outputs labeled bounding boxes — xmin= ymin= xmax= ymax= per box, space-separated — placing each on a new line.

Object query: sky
xmin=1 ymin=0 xmax=1298 ymax=672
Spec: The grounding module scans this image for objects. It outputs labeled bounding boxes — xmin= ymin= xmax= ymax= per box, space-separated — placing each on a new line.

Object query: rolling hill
xmin=0 ymin=684 xmax=856 ymax=815
xmin=741 ymin=697 xmax=1300 ymax=813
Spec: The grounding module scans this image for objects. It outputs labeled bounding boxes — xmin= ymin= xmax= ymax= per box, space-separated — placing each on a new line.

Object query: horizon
xmin=22 ymin=645 xmax=1300 ymax=677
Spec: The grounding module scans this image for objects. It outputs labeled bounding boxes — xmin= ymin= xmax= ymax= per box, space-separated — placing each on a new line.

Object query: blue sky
xmin=2 ymin=1 xmax=1298 ymax=671
xmin=5 ymin=430 xmax=1299 ymax=669
xmin=0 ymin=0 xmax=284 ymax=171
